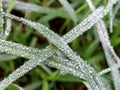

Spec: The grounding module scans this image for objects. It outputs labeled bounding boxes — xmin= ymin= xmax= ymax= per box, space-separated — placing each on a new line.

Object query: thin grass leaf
xmin=4 ymin=0 xmax=15 ymax=39
xmin=4 ymin=18 xmax=12 ymax=39
xmin=0 ymin=1 xmax=4 ymax=34
xmin=86 ymin=0 xmax=120 ymax=90
xmin=40 ymin=14 xmax=56 ymax=24
xmin=83 ymin=40 xmax=99 ymax=58
xmin=99 ymin=63 xmax=120 ymax=76
xmin=106 ymin=0 xmax=118 ymax=12
xmin=63 ymin=0 xmax=118 ymax=43
xmin=109 ymin=6 xmax=114 ymax=33
xmin=0 ymin=34 xmax=6 ymax=39
xmin=6 ymin=0 xmax=16 ymax=13
xmin=114 ymin=0 xmax=120 ymax=16
xmin=0 ymin=54 xmax=17 ymax=62
xmin=6 ymin=84 xmax=24 ymax=90
xmin=58 ymin=0 xmax=78 ymax=24
xmin=41 ymin=79 xmax=49 ymax=90
xmin=25 ymin=81 xmax=41 ymax=90
xmin=13 ymin=84 xmax=25 ymax=90
xmin=39 ymin=64 xmax=52 ymax=74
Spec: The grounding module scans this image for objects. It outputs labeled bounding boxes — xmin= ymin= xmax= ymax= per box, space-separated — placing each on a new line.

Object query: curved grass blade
xmin=63 ymin=0 xmax=118 ymax=43
xmin=0 ymin=45 xmax=56 ymax=90
xmin=0 ymin=1 xmax=4 ymax=34
xmin=45 ymin=56 xmax=112 ymax=90
xmin=58 ymin=0 xmax=78 ymax=24
xmin=6 ymin=0 xmax=16 ymax=13
xmin=4 ymin=18 xmax=12 ymax=39
xmin=6 ymin=84 xmax=25 ymax=90
xmin=99 ymin=63 xmax=120 ymax=76
xmin=3 ymin=6 xmax=104 ymax=44
xmin=86 ymin=0 xmax=120 ymax=90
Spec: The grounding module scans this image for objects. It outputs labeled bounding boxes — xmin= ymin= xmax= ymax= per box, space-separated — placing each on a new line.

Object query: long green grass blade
xmin=58 ymin=0 xmax=78 ymax=24
xmin=0 ymin=1 xmax=3 ymax=34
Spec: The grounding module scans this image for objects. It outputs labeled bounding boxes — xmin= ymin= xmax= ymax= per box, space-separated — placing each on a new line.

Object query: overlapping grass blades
xmin=0 ymin=0 xmax=119 ymax=90
xmin=58 ymin=0 xmax=78 ymax=24
xmin=1 ymin=6 xmax=107 ymax=89
xmin=0 ymin=7 xmax=105 ymax=90
xmin=86 ymin=0 xmax=120 ymax=90
xmin=2 ymin=0 xmax=70 ymax=19
xmin=0 ymin=0 xmax=3 ymax=34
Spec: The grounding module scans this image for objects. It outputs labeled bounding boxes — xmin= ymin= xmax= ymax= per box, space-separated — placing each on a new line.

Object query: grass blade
xmin=86 ymin=0 xmax=120 ymax=90
xmin=58 ymin=0 xmax=78 ymax=24
xmin=0 ymin=1 xmax=4 ymax=34
xmin=0 ymin=45 xmax=55 ymax=89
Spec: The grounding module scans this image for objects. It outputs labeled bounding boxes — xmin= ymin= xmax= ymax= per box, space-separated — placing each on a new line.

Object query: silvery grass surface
xmin=86 ymin=0 xmax=120 ymax=90
xmin=0 ymin=0 xmax=119 ymax=90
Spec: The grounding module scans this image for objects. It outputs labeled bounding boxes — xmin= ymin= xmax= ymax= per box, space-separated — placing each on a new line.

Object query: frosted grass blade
xmin=109 ymin=6 xmax=114 ymax=33
xmin=45 ymin=56 xmax=112 ymax=90
xmin=0 ymin=1 xmax=3 ymax=34
xmin=3 ymin=6 xmax=104 ymax=44
xmin=63 ymin=0 xmax=118 ymax=43
xmin=0 ymin=45 xmax=56 ymax=89
xmin=45 ymin=56 xmax=86 ymax=80
xmin=86 ymin=0 xmax=120 ymax=90
xmin=99 ymin=63 xmax=120 ymax=76
xmin=58 ymin=0 xmax=78 ymax=24
xmin=0 ymin=39 xmax=56 ymax=61
xmin=96 ymin=22 xmax=120 ymax=90
xmin=0 ymin=59 xmax=39 ymax=89
xmin=4 ymin=18 xmax=12 ymax=39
